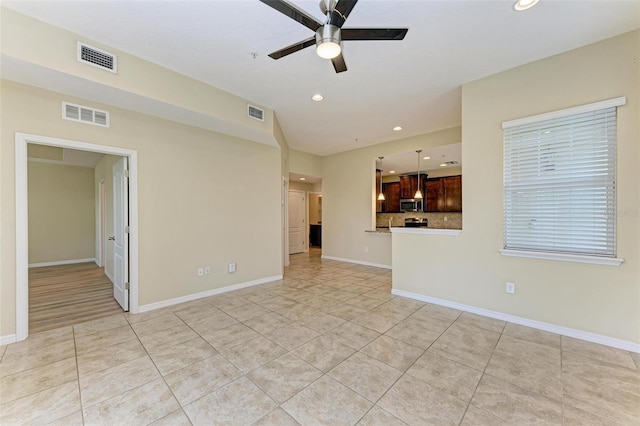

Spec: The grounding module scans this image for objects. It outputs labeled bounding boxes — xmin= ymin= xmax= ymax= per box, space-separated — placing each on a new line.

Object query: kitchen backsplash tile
xmin=376 ymin=213 xmax=462 ymax=230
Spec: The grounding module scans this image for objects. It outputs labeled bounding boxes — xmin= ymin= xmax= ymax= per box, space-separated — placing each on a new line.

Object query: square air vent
xmin=77 ymin=41 xmax=117 ymax=73
xmin=248 ymin=105 xmax=264 ymax=122
xmin=62 ymin=102 xmax=110 ymax=128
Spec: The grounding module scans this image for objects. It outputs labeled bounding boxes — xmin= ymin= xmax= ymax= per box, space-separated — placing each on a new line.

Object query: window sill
xmin=499 ymin=249 xmax=624 ymax=266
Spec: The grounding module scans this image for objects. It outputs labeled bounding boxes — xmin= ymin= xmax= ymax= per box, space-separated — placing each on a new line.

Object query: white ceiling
xmin=3 ymin=1 xmax=639 ymax=156
xmin=380 ymin=143 xmax=462 ymax=176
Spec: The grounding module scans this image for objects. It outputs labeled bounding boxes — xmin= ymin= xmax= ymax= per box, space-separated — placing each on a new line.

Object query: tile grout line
xmin=456 ymin=319 xmax=507 ymax=425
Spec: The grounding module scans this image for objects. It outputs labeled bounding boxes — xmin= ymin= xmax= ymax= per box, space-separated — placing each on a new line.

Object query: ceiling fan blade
xmin=259 ymin=0 xmax=323 ymax=32
xmin=331 ymin=53 xmax=347 ymax=73
xmin=341 ymin=28 xmax=408 ymax=41
xmin=328 ymin=0 xmax=358 ymax=28
xmin=335 ymin=0 xmax=358 ymax=21
xmin=268 ymin=37 xmax=316 ymax=59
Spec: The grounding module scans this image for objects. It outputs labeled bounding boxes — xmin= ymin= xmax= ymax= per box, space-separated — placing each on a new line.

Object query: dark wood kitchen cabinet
xmin=424 ymin=175 xmax=462 ymax=212
xmin=382 ymin=182 xmax=400 ymax=212
xmin=399 ymin=175 xmax=427 ymax=199
xmin=425 ymin=179 xmax=444 ymax=212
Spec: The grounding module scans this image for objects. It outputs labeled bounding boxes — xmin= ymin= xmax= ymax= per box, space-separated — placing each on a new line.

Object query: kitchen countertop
xmin=366 ymin=226 xmax=462 ymax=235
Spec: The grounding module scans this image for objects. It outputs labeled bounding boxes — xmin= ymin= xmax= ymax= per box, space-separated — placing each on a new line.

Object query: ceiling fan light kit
xmin=316 ymin=25 xmax=342 ymax=59
xmin=259 ymin=0 xmax=408 ymax=73
xmin=514 ymin=0 xmax=540 ymax=11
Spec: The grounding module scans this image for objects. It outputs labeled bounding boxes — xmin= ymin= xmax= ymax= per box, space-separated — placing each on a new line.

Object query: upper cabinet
xmin=399 ymin=174 xmax=427 ymax=199
xmin=424 ymin=175 xmax=462 ymax=212
xmin=381 ymin=182 xmax=401 ymax=212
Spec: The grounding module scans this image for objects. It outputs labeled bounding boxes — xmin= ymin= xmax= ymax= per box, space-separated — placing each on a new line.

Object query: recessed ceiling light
xmin=422 ymin=156 xmax=431 ymax=160
xmin=311 ymin=94 xmax=324 ymax=102
xmin=513 ymin=0 xmax=540 ymax=11
xmin=393 ymin=126 xmax=403 ymax=131
xmin=389 ymin=170 xmax=396 ymax=174
xmin=299 ymin=177 xmax=306 ymax=181
xmin=440 ymin=163 xmax=447 ymax=167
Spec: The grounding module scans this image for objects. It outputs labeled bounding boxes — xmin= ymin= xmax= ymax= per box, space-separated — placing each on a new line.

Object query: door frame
xmin=308 ymin=191 xmax=322 ymax=249
xmin=97 ymin=179 xmax=106 ymax=268
xmin=282 ymin=177 xmax=290 ymax=268
xmin=15 ymin=132 xmax=139 ymax=342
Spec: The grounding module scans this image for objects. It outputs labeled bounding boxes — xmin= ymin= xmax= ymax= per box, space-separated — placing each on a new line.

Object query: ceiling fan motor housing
xmin=319 ymin=0 xmax=338 ymax=16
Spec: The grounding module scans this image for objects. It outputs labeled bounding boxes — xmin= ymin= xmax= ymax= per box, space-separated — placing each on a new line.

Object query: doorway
xmin=15 ymin=133 xmax=139 ymax=342
xmin=288 ymin=190 xmax=306 ymax=254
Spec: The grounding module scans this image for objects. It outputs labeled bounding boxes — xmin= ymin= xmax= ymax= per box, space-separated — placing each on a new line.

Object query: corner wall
xmin=393 ymin=30 xmax=640 ymax=345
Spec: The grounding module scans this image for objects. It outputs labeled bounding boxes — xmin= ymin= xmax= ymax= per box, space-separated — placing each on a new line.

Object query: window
xmin=501 ymin=97 xmax=625 ymax=265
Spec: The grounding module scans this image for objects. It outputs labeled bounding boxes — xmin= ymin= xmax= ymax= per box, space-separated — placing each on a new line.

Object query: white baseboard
xmin=28 ymin=258 xmax=96 ymax=268
xmin=321 ymin=255 xmax=391 ymax=270
xmin=1 ymin=334 xmax=17 ymax=346
xmin=138 ymin=275 xmax=283 ymax=313
xmin=392 ymin=288 xmax=640 ymax=353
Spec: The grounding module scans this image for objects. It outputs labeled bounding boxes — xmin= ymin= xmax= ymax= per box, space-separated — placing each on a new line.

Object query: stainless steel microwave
xmin=400 ymin=199 xmax=422 ymax=212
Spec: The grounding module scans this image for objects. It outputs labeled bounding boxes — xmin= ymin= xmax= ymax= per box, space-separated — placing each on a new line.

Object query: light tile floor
xmin=1 ymin=249 xmax=639 ymax=425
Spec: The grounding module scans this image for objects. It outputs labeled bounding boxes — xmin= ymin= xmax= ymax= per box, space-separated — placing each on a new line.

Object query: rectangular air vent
xmin=248 ymin=105 xmax=264 ymax=122
xmin=77 ymin=41 xmax=117 ymax=73
xmin=62 ymin=102 xmax=110 ymax=128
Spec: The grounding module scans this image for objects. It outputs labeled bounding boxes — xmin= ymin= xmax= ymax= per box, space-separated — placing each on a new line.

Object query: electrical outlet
xmin=228 ymin=262 xmax=236 ymax=273
xmin=364 ymin=246 xmax=369 ymax=253
xmin=506 ymin=282 xmax=515 ymax=294
xmin=204 ymin=266 xmax=210 ymax=275
xmin=444 ymin=216 xmax=448 ymax=222
xmin=197 ymin=267 xmax=204 ymax=277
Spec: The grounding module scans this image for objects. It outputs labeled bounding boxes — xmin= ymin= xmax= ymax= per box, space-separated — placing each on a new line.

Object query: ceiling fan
xmin=259 ymin=0 xmax=408 ymax=73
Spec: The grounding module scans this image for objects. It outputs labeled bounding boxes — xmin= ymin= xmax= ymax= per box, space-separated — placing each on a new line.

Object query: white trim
xmin=1 ymin=334 xmax=17 ymax=346
xmin=502 ymin=96 xmax=626 ymax=129
xmin=321 ymin=255 xmax=391 ymax=270
xmin=29 ymin=258 xmax=97 ymax=268
xmin=15 ymin=137 xmax=29 ymax=341
xmin=138 ymin=275 xmax=283 ymax=313
xmin=104 ymin=268 xmax=115 ymax=286
xmin=391 ymin=228 xmax=462 ymax=236
xmin=15 ymin=132 xmax=139 ymax=342
xmin=500 ymin=249 xmax=624 ymax=266
xmin=392 ymin=288 xmax=640 ymax=353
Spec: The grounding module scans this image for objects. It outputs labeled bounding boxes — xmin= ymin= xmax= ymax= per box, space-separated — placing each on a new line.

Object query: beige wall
xmin=322 ymin=127 xmax=462 ymax=267
xmin=394 ymin=31 xmax=640 ymax=344
xmin=289 ymin=181 xmax=321 ymax=192
xmin=1 ymin=80 xmax=283 ymax=336
xmin=290 ymin=149 xmax=323 ymax=177
xmin=28 ymin=162 xmax=95 ymax=264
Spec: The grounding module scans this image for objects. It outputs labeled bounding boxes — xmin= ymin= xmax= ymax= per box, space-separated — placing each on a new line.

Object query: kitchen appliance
xmin=400 ymin=199 xmax=422 ymax=212
xmin=404 ymin=217 xmax=429 ymax=228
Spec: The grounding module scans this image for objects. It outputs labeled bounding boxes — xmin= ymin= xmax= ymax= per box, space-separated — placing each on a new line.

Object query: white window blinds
xmin=503 ymin=98 xmax=623 ymax=258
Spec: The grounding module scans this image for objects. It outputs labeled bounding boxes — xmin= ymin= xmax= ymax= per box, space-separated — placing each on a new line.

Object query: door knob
xmin=108 ymin=236 xmax=115 ymax=241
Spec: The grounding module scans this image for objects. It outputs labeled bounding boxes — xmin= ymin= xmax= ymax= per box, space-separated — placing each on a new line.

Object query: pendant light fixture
xmin=414 ymin=150 xmax=423 ymax=199
xmin=377 ymin=157 xmax=386 ymax=201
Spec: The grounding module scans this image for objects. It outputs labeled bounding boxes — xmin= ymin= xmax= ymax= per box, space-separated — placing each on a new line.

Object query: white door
xmin=113 ymin=157 xmax=129 ymax=311
xmin=288 ymin=190 xmax=305 ymax=254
